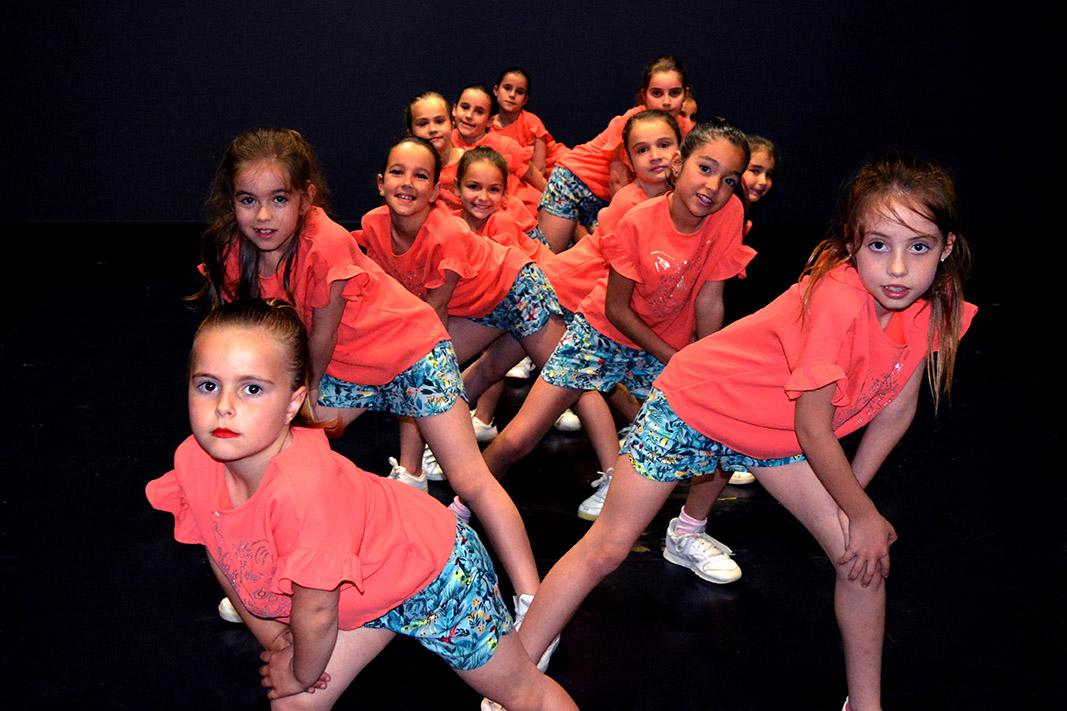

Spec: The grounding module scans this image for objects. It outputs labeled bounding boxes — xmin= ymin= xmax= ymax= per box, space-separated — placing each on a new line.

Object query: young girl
xmin=454 ymin=146 xmax=620 ymax=471
xmin=490 ymin=67 xmax=569 ymax=177
xmin=678 ymin=92 xmax=698 ymax=124
xmin=407 ymin=91 xmax=538 ymax=230
xmin=194 ymin=127 xmax=542 ymax=620
xmin=536 ymin=56 xmax=693 ymax=252
xmin=512 ymin=152 xmax=976 ymax=711
xmin=482 ymin=119 xmax=755 ymax=521
xmin=742 ymin=135 xmax=779 ymax=205
xmin=146 ymin=300 xmax=576 ymax=710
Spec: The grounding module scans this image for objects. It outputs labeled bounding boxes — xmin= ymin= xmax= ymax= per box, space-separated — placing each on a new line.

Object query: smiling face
xmin=188 ymin=326 xmax=305 ymax=480
xmin=669 ymin=137 xmax=746 ymax=231
xmin=409 ymin=96 xmax=453 ymax=158
xmin=377 ymin=141 xmax=440 ymax=219
xmin=851 ymin=197 xmax=955 ymax=325
xmin=453 ymin=89 xmax=493 ymax=142
xmin=640 ymin=70 xmax=687 ymax=116
xmin=625 ymin=118 xmax=680 ymax=189
xmin=233 ymin=159 xmax=308 ymax=273
xmin=493 ymin=72 xmax=529 ymax=117
xmin=458 ymin=160 xmax=506 ymax=229
xmin=743 ymin=150 xmax=776 ymax=203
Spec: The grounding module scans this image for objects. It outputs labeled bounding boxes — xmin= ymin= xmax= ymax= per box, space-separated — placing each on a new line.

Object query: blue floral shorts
xmin=526 ymin=225 xmax=551 ymax=246
xmin=364 ymin=520 xmax=513 ymax=671
xmin=317 ymin=341 xmax=466 ymax=416
xmin=624 ymin=388 xmax=806 ymax=483
xmin=540 ymin=313 xmax=665 ymax=394
xmin=538 ymin=166 xmax=609 ymax=228
xmin=469 ymin=263 xmax=564 ymax=340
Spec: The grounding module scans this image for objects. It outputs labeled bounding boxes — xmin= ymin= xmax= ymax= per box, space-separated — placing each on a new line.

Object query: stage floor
xmin=5 ymin=223 xmax=1060 ymax=710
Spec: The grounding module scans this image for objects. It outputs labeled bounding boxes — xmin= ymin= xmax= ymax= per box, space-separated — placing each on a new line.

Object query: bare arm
xmin=604 ymin=268 xmax=676 ymax=365
xmin=608 ymin=157 xmax=633 ymax=198
xmin=259 ymin=583 xmax=339 ymax=700
xmin=523 ymin=162 xmax=547 ymax=191
xmin=308 ymin=280 xmax=348 ymax=400
xmin=424 ymin=269 xmax=461 ymax=330
xmin=693 ymin=280 xmax=726 ymax=340
xmin=532 ymin=136 xmax=548 ymax=175
xmin=794 ymin=383 xmax=900 ymax=585
xmin=208 ymin=556 xmax=291 ymax=651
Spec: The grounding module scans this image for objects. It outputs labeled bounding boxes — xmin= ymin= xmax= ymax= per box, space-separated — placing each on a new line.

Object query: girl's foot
xmin=577 ymin=468 xmax=613 ymax=520
xmin=388 ymin=456 xmax=428 ymax=492
xmin=553 ymin=408 xmax=582 ymax=431
xmin=506 ymin=356 xmax=535 ymax=379
xmin=471 ymin=412 xmax=499 ymax=443
xmin=422 ymin=445 xmax=445 ymax=481
xmin=727 ymin=466 xmax=755 ymax=485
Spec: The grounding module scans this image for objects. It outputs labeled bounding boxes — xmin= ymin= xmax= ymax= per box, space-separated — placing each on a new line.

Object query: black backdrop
xmin=2 ymin=1 xmax=1062 ymax=227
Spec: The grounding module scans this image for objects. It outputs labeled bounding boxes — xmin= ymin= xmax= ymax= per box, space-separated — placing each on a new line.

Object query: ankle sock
xmin=449 ymin=497 xmax=472 ymax=523
xmin=675 ymin=508 xmax=707 ymax=535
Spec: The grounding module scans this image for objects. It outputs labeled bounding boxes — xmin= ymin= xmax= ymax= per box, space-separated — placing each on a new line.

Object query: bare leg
xmin=679 ymin=469 xmax=731 ymax=520
xmin=474 ymin=380 xmax=505 ymax=426
xmin=481 ymin=376 xmax=581 ymax=478
xmin=269 ymin=627 xmax=395 ymax=711
xmin=752 ymin=461 xmax=886 ymax=711
xmin=456 ymin=633 xmax=577 ymax=711
xmin=397 ymin=415 xmax=424 ymax=474
xmin=572 ymin=391 xmax=619 ymax=472
xmin=516 ymin=456 xmax=677 ymax=661
xmin=536 ymin=211 xmax=578 ymax=253
xmin=312 ymin=404 xmax=366 ymax=435
xmin=462 ymin=334 xmax=526 ymax=404
xmin=607 ymin=386 xmax=642 ymax=423
xmin=419 ymin=402 xmax=540 ymax=595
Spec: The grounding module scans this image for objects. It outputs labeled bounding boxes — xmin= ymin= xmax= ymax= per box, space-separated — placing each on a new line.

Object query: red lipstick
xmin=213 ymin=428 xmax=238 ymax=438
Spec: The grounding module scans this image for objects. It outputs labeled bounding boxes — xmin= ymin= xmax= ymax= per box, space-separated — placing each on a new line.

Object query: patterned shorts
xmin=317 ymin=341 xmax=467 ymax=416
xmin=527 ymin=225 xmax=551 ymax=246
xmin=624 ymin=388 xmax=806 ymax=483
xmin=538 ymin=166 xmax=609 ymax=228
xmin=364 ymin=520 xmax=513 ymax=671
xmin=540 ymin=313 xmax=665 ymax=394
xmin=469 ymin=263 xmax=564 ymax=341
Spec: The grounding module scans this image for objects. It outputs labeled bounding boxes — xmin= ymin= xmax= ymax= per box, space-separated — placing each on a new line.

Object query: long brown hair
xmin=802 ymin=151 xmax=972 ymax=410
xmin=190 ymin=128 xmax=329 ymax=311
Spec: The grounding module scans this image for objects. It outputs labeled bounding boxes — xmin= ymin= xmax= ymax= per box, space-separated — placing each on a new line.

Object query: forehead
xmin=500 ymin=72 xmax=528 ymax=89
xmin=235 ymin=159 xmax=290 ymax=190
xmin=192 ymin=327 xmax=287 ymax=370
xmin=688 ymin=138 xmax=745 ymax=172
xmin=411 ymin=97 xmax=449 ymax=119
xmin=387 ymin=141 xmax=437 ymax=169
xmin=457 ymin=89 xmax=492 ymax=108
xmin=463 ymin=160 xmax=506 ymax=182
xmin=859 ymin=196 xmax=941 ymax=239
xmin=747 ymin=150 xmax=775 ymax=170
xmin=647 ymin=71 xmax=684 ymax=89
xmin=627 ymin=119 xmax=677 ymax=145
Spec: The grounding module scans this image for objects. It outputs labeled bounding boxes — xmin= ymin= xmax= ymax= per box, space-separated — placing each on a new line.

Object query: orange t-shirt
xmin=557 ymin=107 xmax=694 ymax=201
xmin=450 ymin=129 xmax=541 ymax=216
xmin=458 ymin=208 xmax=553 ymax=265
xmin=146 ymin=427 xmax=456 ymax=629
xmin=580 ymin=194 xmax=755 ymax=351
xmin=655 ymin=265 xmax=978 ymax=459
xmin=490 ymin=109 xmax=570 ymax=170
xmin=357 ymin=203 xmax=530 ymax=319
xmin=595 ymin=181 xmax=653 ymax=236
xmin=222 ymin=208 xmax=448 ymax=385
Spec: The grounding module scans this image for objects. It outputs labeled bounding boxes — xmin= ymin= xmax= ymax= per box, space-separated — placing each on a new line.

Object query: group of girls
xmin=148 ymin=55 xmax=975 ymax=711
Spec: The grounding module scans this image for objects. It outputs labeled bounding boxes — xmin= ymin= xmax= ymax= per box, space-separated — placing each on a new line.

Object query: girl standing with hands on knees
xmin=513 ymin=152 xmax=975 ymax=711
xmin=147 ymin=300 xmax=576 ymax=711
xmin=194 ymin=127 xmax=542 ymax=621
xmin=537 ymin=56 xmax=693 ymax=251
xmin=482 ymin=119 xmax=755 ymax=521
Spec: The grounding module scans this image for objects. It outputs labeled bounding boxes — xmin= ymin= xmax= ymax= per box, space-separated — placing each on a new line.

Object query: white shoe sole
xmin=662 ymin=546 xmax=742 ymax=584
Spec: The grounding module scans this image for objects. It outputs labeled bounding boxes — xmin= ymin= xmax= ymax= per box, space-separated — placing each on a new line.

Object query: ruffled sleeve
xmin=707 ymin=243 xmax=757 ymax=282
xmin=145 ymin=470 xmax=204 ymax=545
xmin=273 ymin=547 xmax=366 ymax=596
xmin=424 ymin=211 xmax=482 ymax=288
xmin=598 ymin=220 xmax=641 ymax=283
xmin=784 ymin=363 xmax=849 ymax=403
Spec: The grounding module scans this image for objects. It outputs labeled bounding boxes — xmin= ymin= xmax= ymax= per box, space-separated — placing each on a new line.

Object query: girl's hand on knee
xmin=838 ymin=512 xmax=897 ymax=586
xmin=259 ymin=646 xmax=330 ymax=699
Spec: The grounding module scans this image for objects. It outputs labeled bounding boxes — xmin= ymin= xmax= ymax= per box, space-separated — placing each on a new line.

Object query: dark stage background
xmin=3 ymin=2 xmax=1064 ymax=710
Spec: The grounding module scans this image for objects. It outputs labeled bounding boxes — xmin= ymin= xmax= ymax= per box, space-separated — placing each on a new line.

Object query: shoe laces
xmin=589 ymin=468 xmax=613 ymax=490
xmin=684 ymin=531 xmax=734 ymax=558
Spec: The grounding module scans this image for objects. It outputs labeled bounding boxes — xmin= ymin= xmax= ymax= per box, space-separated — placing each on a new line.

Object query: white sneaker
xmin=553 ymin=408 xmax=582 ymax=431
xmin=617 ymin=425 xmax=632 ymax=448
xmin=663 ymin=518 xmax=741 ymax=584
xmin=481 ymin=699 xmax=506 ymax=711
xmin=471 ymin=411 xmax=499 ymax=443
xmin=388 ymin=456 xmax=428 ymax=492
xmin=513 ymin=593 xmax=560 ymax=672
xmin=577 ymin=468 xmax=612 ymax=521
xmin=728 ymin=467 xmax=755 ymax=485
xmin=421 ymin=445 xmax=445 ymax=481
xmin=506 ymin=356 xmax=535 ymax=379
xmin=218 ymin=596 xmax=243 ymax=623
